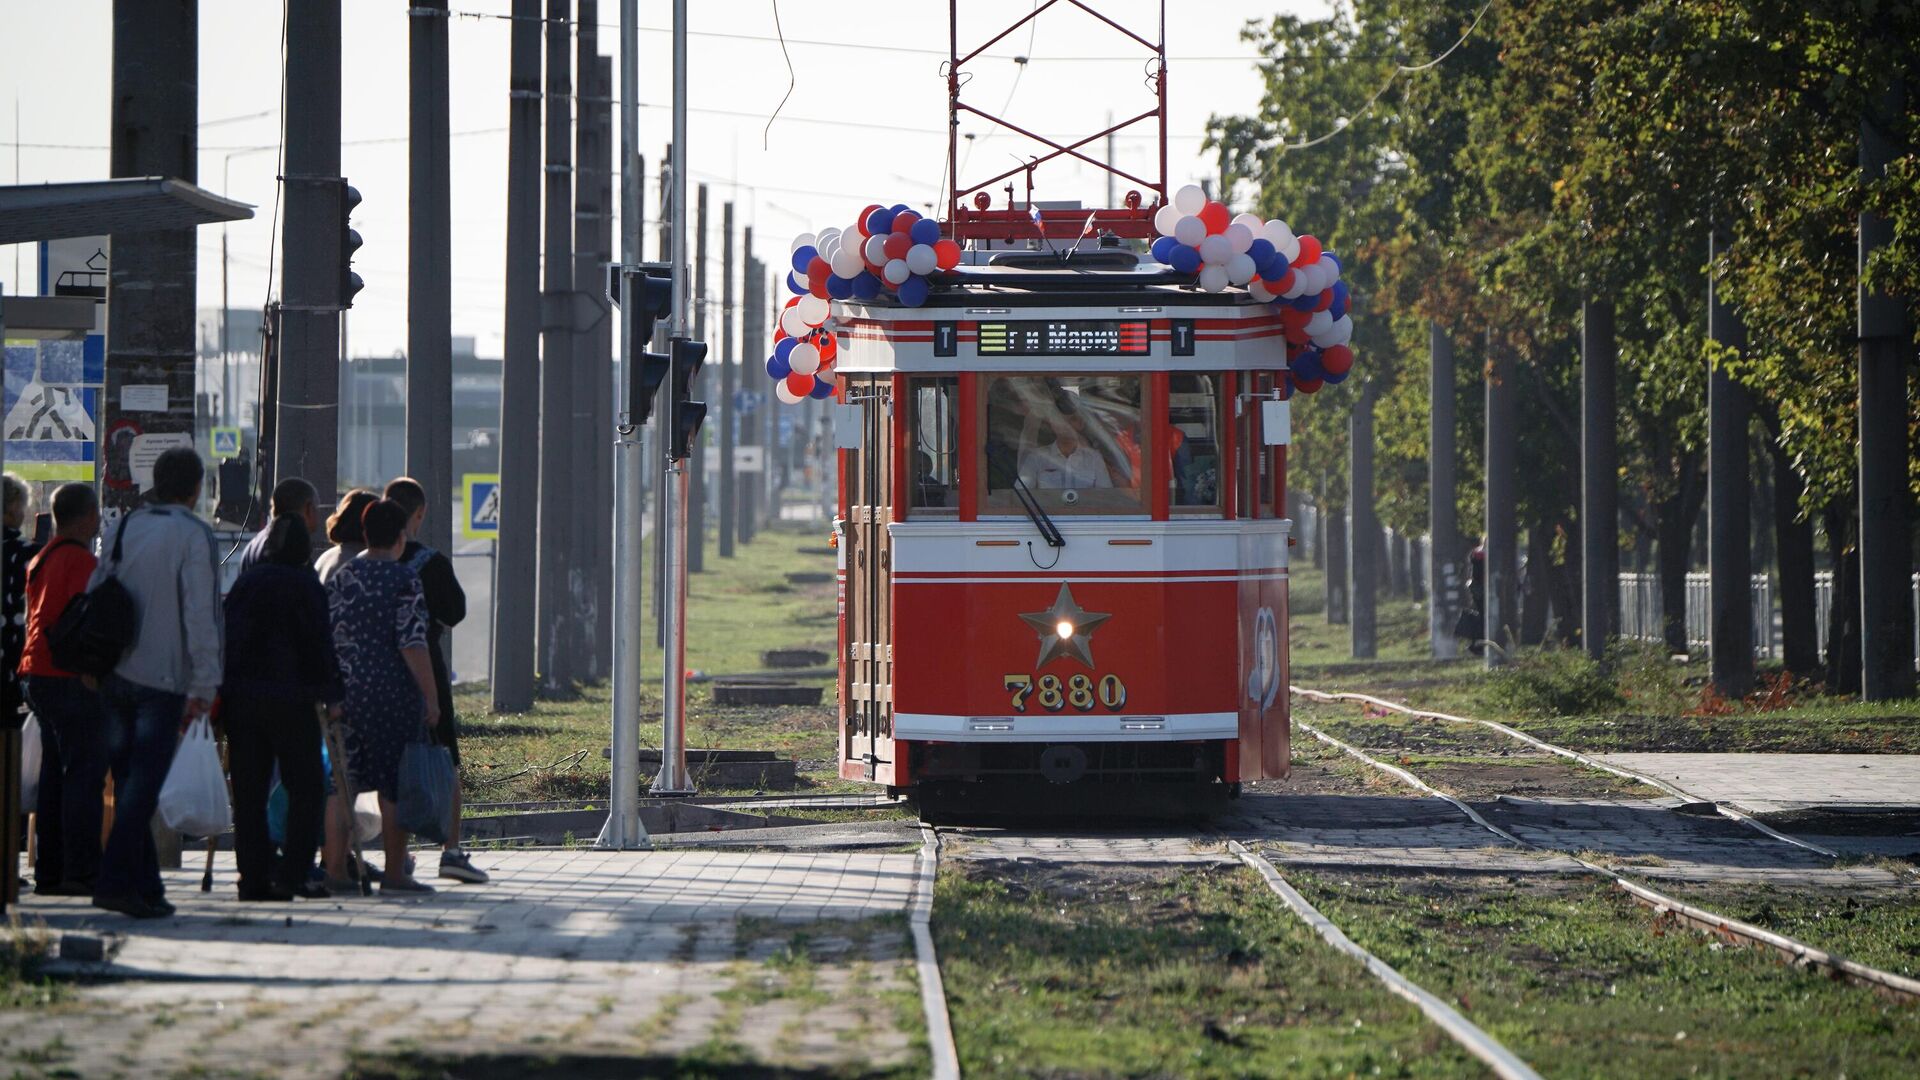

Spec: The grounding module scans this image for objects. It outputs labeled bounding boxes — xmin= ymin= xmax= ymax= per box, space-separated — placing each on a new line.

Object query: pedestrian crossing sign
xmin=462 ymin=473 xmax=501 ymax=540
xmin=210 ymin=426 xmax=242 ymax=460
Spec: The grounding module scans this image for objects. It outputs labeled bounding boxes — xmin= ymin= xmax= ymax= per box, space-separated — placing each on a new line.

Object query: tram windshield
xmin=982 ymin=374 xmax=1147 ymax=515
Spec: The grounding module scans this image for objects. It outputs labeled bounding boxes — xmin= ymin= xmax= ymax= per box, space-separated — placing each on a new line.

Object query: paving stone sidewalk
xmin=1596 ymin=752 xmax=1920 ymax=814
xmin=1 ymin=848 xmax=923 ymax=1079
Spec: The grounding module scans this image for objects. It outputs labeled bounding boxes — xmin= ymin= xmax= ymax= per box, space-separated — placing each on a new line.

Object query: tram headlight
xmin=1056 ymin=620 xmax=1075 ymax=640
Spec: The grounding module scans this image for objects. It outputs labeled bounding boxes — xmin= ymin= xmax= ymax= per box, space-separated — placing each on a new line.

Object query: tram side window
xmin=1168 ymin=373 xmax=1223 ymax=512
xmin=982 ymin=374 xmax=1147 ymax=515
xmin=908 ymin=377 xmax=959 ymax=513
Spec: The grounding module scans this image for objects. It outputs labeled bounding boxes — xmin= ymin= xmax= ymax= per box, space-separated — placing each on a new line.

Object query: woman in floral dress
xmin=325 ymin=498 xmax=441 ymax=895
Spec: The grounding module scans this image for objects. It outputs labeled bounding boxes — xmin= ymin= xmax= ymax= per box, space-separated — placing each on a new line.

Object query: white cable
xmin=1282 ymin=0 xmax=1495 ymax=151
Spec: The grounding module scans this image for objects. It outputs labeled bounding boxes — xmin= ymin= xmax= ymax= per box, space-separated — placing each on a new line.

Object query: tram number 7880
xmin=1003 ymin=673 xmax=1128 ymax=713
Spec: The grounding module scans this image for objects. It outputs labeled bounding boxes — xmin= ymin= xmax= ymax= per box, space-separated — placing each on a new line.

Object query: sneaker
xmin=380 ymin=877 xmax=436 ymax=897
xmin=438 ymin=850 xmax=490 ymax=885
xmin=92 ymin=894 xmax=170 ymax=919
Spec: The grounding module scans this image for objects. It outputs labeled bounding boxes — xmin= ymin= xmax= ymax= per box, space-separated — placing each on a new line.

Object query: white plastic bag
xmin=158 ymin=717 xmax=232 ymax=837
xmin=19 ymin=714 xmax=42 ymax=814
xmin=353 ymin=790 xmax=382 ymax=844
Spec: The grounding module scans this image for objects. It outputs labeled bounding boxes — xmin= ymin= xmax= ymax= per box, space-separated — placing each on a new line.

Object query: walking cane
xmin=203 ymin=706 xmax=230 ymax=892
xmin=318 ymin=704 xmax=371 ymax=896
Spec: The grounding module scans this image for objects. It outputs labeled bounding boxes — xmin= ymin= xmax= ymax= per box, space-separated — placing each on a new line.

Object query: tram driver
xmin=1019 ymin=414 xmax=1114 ymax=491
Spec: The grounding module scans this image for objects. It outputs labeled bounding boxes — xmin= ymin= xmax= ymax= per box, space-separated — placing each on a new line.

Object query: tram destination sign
xmin=973 ymin=319 xmax=1152 ymax=357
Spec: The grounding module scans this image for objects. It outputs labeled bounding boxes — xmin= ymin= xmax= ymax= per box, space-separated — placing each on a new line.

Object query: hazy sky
xmin=4 ymin=1 xmax=1320 ymax=359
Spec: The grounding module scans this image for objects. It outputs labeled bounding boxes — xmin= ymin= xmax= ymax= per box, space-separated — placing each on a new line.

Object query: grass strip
xmin=933 ymin=860 xmax=1481 ymax=1079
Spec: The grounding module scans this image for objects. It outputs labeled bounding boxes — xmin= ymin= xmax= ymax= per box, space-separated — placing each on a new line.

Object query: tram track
xmin=1285 ymin=689 xmax=1920 ymax=1002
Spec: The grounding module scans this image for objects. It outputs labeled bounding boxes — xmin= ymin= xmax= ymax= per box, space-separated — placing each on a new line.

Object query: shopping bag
xmin=396 ymin=739 xmax=454 ymax=845
xmin=158 ymin=717 xmax=233 ymax=837
xmin=19 ymin=714 xmax=42 ymax=814
xmin=354 ymin=791 xmax=383 ymax=844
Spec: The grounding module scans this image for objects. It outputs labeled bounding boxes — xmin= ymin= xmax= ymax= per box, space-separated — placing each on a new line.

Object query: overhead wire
xmin=762 ymin=0 xmax=796 ymax=150
xmin=1282 ymin=0 xmax=1493 ymax=151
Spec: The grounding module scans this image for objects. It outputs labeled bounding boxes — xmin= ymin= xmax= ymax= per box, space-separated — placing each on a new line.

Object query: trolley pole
xmin=653 ymin=0 xmax=696 ymax=796
xmin=601 ymin=0 xmax=649 ymax=848
xmin=1707 ymin=229 xmax=1754 ymax=697
xmin=1348 ymin=384 xmax=1378 ymax=659
xmin=1428 ymin=323 xmax=1459 ymax=660
xmin=1484 ymin=334 xmax=1518 ymax=668
xmin=1580 ymin=297 xmax=1618 ymax=662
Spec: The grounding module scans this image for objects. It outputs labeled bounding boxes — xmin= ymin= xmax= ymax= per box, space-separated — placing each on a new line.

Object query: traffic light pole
xmin=600 ymin=0 xmax=649 ymax=848
xmin=653 ymin=0 xmax=696 ymax=796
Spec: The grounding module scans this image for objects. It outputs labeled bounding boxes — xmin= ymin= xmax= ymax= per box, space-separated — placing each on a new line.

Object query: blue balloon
xmin=766 ymin=353 xmax=791 ymax=379
xmin=1168 ymin=245 xmax=1202 ymax=274
xmin=774 ymin=337 xmax=797 ymax=362
xmin=1292 ymin=350 xmax=1324 ymax=381
xmin=851 ymin=270 xmax=882 ymax=299
xmin=865 ymin=207 xmax=895 ymax=235
xmin=1324 ymin=252 xmax=1342 ymax=272
xmin=1254 ymin=252 xmax=1286 ymax=280
xmin=896 ymin=274 xmax=931 ymax=307
xmin=909 ymin=217 xmax=942 ymax=246
xmin=1330 ymin=295 xmax=1347 ymax=321
xmin=1150 ymin=236 xmax=1180 ymax=264
xmin=827 ymin=274 xmax=854 ymax=300
xmin=889 ymin=203 xmax=911 ymax=215
xmin=807 ymin=376 xmax=835 ymax=400
xmin=790 ymin=245 xmax=818 ymax=276
xmin=786 ymin=271 xmax=807 ymax=295
xmin=1247 ymin=238 xmax=1275 ymax=267
xmin=1289 ymin=293 xmax=1318 ymax=311
xmin=1323 ymin=366 xmax=1349 ymax=385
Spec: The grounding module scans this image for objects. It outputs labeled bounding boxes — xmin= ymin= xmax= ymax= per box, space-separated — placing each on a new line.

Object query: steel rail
xmin=1229 ymin=841 xmax=1543 ymax=1080
xmin=1289 ymin=686 xmax=1838 ymax=858
xmin=1290 ymin=713 xmax=1920 ymax=1002
xmin=913 ymin=825 xmax=962 ymax=1079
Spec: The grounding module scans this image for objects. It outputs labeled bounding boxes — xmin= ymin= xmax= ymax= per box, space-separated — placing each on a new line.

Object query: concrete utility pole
xmin=1707 ymin=230 xmax=1754 ymax=697
xmin=653 ymin=0 xmax=695 ymax=795
xmin=575 ymin=46 xmax=615 ymax=682
xmin=765 ymin=269 xmax=781 ymax=523
xmin=739 ymin=238 xmax=760 ymax=544
xmin=407 ymin=0 xmax=454 ymax=558
xmin=274 ymin=0 xmax=342 ymax=507
xmin=1348 ymin=386 xmax=1378 ymax=659
xmin=1857 ymin=73 xmax=1917 ymax=701
xmin=688 ymin=183 xmax=709 ymax=574
xmin=535 ymin=0 xmax=576 ymax=698
xmin=1427 ymin=323 xmax=1459 ymax=659
xmin=653 ymin=153 xmax=672 ymax=645
xmin=1484 ymin=336 xmax=1518 ymax=668
xmin=492 ymin=0 xmax=542 ymax=714
xmin=600 ymin=0 xmax=648 ymax=848
xmin=719 ymin=201 xmax=738 ymax=558
xmin=1580 ymin=297 xmax=1618 ymax=662
xmin=1325 ymin=493 xmax=1348 ymax=626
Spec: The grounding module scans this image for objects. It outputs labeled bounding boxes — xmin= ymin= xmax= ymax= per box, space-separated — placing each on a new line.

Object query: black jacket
xmin=221 ymin=562 xmax=342 ymax=707
xmin=402 ymin=541 xmax=465 ymax=724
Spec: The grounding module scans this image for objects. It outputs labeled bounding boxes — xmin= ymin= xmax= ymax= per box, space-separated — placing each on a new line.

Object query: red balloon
xmin=783 ymin=295 xmax=801 ymax=308
xmin=807 ymin=256 xmax=831 ymax=281
xmin=855 ymin=204 xmax=882 ymax=236
xmin=784 ymin=371 xmax=815 ymax=396
xmin=1292 ymin=234 xmax=1322 ymax=267
xmin=1312 ymin=288 xmax=1333 ymax=313
xmin=816 ymin=333 xmax=837 ymax=362
xmin=1322 ymin=345 xmax=1354 ymax=377
xmin=882 ymin=232 xmax=912 ymax=261
xmin=1292 ymin=374 xmax=1323 ymax=395
xmin=891 ymin=209 xmax=920 ymax=235
xmin=1198 ymin=201 xmax=1231 ymax=235
xmin=1262 ymin=269 xmax=1296 ymax=294
xmin=933 ymin=238 xmax=962 ymax=270
xmin=808 ymin=276 xmax=830 ymax=299
xmin=772 ymin=325 xmax=788 ymax=342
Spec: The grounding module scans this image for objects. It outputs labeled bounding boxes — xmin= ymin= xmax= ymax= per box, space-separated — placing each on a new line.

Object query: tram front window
xmin=908 ymin=377 xmax=959 ymax=513
xmin=982 ymin=374 xmax=1146 ymax=515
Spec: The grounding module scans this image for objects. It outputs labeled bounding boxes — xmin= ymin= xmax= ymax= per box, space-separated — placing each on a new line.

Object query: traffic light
xmin=615 ymin=263 xmax=674 ymax=424
xmin=669 ymin=336 xmax=708 ymax=460
xmin=339 ymin=180 xmax=364 ymax=308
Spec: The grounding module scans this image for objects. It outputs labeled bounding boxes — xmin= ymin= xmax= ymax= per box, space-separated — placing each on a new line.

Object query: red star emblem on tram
xmin=1017 ymin=583 xmax=1112 ymax=670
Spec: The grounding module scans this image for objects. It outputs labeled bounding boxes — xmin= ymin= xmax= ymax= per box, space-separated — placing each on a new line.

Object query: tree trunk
xmin=1521 ymin=523 xmax=1552 ymax=646
xmin=1326 ymin=502 xmax=1349 ymax=625
xmin=1822 ymin=500 xmax=1863 ymax=695
xmin=1769 ymin=436 xmax=1819 ymax=677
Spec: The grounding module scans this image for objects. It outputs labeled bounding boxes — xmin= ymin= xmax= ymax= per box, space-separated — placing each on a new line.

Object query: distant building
xmin=339 ymin=336 xmax=501 ymax=490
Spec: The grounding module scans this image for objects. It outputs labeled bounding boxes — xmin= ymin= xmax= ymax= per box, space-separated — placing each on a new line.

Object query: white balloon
xmin=789 ymin=232 xmax=817 ymax=255
xmin=882 ymin=258 xmax=911 ymax=285
xmin=1225 ymin=223 xmax=1255 ymax=254
xmin=787 ymin=271 xmax=808 ymax=294
xmin=1322 ymin=314 xmax=1354 ymax=347
xmin=1305 ymin=309 xmax=1334 ymax=338
xmin=863 ymin=234 xmax=890 ymax=266
xmin=1262 ymin=219 xmax=1296 ymax=250
xmin=1152 ymin=204 xmax=1184 ymax=237
xmin=797 ymin=295 xmax=830 ymax=326
xmin=1232 ymin=212 xmax=1265 ymax=234
xmin=1173 ymin=184 xmax=1207 ymax=215
xmin=830 ymin=248 xmax=865 ymax=279
xmin=1198 ymin=234 xmax=1232 ymax=266
xmin=1225 ymin=252 xmax=1258 ymax=285
xmin=779 ymin=306 xmax=810 ymax=338
xmin=1282 ymin=273 xmax=1310 ymax=300
xmin=775 ymin=382 xmax=803 ymax=404
xmin=1278 ymin=235 xmax=1302 ymax=264
xmin=789 ymin=342 xmax=821 ymax=375
xmin=1173 ymin=215 xmax=1206 ymax=247
xmin=1197 ymin=264 xmax=1230 ymax=293
xmin=1247 ymin=279 xmax=1275 ymax=302
xmin=817 ymin=227 xmax=841 ymax=251
xmin=905 ymin=243 xmax=938 ymax=276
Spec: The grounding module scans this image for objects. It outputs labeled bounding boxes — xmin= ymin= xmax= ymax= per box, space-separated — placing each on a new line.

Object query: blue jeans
xmin=96 ymin=675 xmax=184 ymax=902
xmin=24 ymin=675 xmax=111 ymax=890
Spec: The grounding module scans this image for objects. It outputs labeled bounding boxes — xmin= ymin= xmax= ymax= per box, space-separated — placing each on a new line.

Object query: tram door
xmin=843 ymin=374 xmax=895 ymax=782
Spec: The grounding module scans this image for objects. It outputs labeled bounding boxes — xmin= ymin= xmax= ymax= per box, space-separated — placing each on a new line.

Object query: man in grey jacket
xmin=89 ymin=447 xmax=224 ymax=918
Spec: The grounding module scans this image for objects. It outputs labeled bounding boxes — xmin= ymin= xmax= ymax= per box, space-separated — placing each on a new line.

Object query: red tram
xmin=829 ymin=249 xmax=1296 ymax=806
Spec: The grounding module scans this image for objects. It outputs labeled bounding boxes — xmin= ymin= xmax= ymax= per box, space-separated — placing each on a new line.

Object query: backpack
xmin=48 ymin=512 xmax=140 ymax=679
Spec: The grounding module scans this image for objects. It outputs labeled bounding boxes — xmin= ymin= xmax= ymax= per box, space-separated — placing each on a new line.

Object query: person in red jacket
xmin=20 ymin=482 xmax=103 ymax=895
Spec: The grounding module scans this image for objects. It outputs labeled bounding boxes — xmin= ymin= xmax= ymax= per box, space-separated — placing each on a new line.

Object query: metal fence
xmin=1619 ymin=570 xmax=1920 ymax=663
